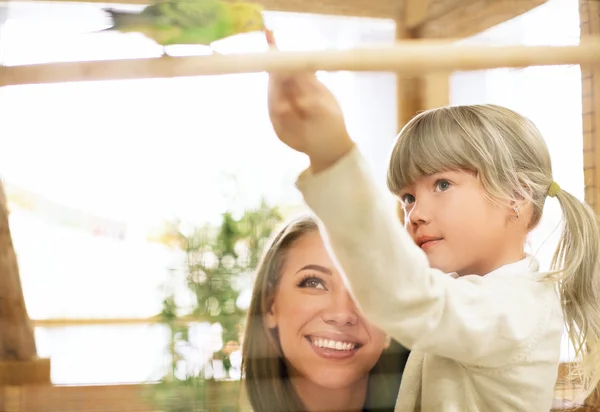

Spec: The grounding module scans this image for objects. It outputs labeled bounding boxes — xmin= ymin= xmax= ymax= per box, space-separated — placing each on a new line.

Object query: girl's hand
xmin=265 ymin=30 xmax=355 ymax=173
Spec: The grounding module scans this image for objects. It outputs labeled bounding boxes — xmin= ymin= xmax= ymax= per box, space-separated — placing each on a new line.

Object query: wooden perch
xmin=1 ymin=38 xmax=600 ymax=86
xmin=0 ymin=180 xmax=50 ymax=385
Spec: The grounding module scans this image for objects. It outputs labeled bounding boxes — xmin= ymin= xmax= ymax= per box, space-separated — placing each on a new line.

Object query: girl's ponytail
xmin=550 ymin=184 xmax=600 ymax=396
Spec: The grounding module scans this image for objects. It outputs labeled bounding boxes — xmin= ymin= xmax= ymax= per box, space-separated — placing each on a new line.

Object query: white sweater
xmin=295 ymin=147 xmax=564 ymax=412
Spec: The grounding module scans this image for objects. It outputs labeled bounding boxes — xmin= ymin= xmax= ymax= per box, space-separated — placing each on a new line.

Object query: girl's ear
xmin=508 ymin=184 xmax=533 ymax=221
xmin=509 ymin=200 xmax=521 ymax=219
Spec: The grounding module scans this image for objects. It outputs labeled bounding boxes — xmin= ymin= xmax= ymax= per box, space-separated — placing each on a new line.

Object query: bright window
xmin=0 ymin=4 xmax=397 ymax=384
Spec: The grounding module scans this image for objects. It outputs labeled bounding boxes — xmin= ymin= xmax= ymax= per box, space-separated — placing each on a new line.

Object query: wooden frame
xmin=1 ymin=40 xmax=599 ymax=87
xmin=1 ymin=1 xmax=597 ymax=410
xmin=0 ymin=181 xmax=50 ymax=387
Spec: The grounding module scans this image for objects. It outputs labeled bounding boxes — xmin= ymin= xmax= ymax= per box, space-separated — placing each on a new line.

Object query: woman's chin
xmin=303 ymin=368 xmax=367 ymax=390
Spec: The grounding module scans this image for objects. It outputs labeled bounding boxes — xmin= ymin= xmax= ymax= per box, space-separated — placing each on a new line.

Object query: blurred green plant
xmin=146 ymin=199 xmax=283 ymax=412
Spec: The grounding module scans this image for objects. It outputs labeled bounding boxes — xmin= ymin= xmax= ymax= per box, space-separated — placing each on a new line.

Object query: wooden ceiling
xmin=7 ymin=0 xmax=547 ymax=38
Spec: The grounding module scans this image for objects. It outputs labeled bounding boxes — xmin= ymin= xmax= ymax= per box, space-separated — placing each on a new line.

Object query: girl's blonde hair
xmin=241 ymin=214 xmax=407 ymax=411
xmin=386 ymin=104 xmax=600 ymax=396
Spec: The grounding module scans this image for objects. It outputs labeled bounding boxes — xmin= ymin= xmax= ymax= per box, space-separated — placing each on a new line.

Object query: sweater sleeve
xmin=295 ymin=146 xmax=550 ymax=367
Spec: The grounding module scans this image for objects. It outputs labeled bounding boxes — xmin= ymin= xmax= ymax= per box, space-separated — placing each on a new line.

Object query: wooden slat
xmin=1 ymin=384 xmax=153 ymax=412
xmin=418 ymin=0 xmax=547 ymax=39
xmin=0 ymin=381 xmax=250 ymax=412
xmin=0 ymin=359 xmax=51 ymax=386
xmin=14 ymin=0 xmax=401 ymax=19
xmin=0 ymin=364 xmax=589 ymax=411
xmin=32 ymin=318 xmax=163 ymax=327
xmin=31 ymin=316 xmax=210 ymax=327
xmin=1 ymin=40 xmax=600 ymax=87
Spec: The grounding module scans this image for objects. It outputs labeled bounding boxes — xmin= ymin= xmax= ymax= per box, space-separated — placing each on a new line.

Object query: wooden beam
xmin=0 ymin=180 xmax=51 ymax=387
xmin=395 ymin=64 xmax=423 ymax=128
xmin=1 ymin=40 xmax=600 ymax=87
xmin=580 ymin=3 xmax=600 ymax=408
xmin=417 ymin=0 xmax=547 ymax=39
xmin=403 ymin=0 xmax=429 ymax=30
xmin=423 ymin=70 xmax=449 ymax=109
xmin=0 ymin=181 xmax=37 ymax=362
xmin=16 ymin=0 xmax=402 ymax=19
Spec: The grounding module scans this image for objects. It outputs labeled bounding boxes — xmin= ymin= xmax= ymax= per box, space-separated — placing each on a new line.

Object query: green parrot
xmin=103 ymin=0 xmax=266 ymax=55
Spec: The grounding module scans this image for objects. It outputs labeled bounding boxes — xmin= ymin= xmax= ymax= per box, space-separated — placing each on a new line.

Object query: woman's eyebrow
xmin=295 ymin=265 xmax=332 ymax=275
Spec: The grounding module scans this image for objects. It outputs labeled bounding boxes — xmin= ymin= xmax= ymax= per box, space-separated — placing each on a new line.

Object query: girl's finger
xmin=265 ymin=30 xmax=286 ymax=84
xmin=265 ymin=29 xmax=316 ymax=83
xmin=265 ymin=29 xmax=277 ymax=49
xmin=265 ymin=29 xmax=317 ymax=117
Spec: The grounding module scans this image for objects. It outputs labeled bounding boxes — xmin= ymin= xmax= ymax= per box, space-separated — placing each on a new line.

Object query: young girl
xmin=265 ymin=31 xmax=600 ymax=411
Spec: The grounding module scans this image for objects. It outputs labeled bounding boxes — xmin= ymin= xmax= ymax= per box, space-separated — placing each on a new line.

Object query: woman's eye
xmin=401 ymin=194 xmax=415 ymax=204
xmin=298 ymin=276 xmax=326 ymax=290
xmin=435 ymin=180 xmax=451 ymax=192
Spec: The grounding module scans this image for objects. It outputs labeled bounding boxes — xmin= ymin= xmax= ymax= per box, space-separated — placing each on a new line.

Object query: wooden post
xmin=0 ymin=181 xmax=36 ymax=362
xmin=0 ymin=180 xmax=50 ymax=389
xmin=582 ymin=0 xmax=600 ymax=212
xmin=580 ymin=0 xmax=600 ymax=407
xmin=395 ymin=0 xmax=451 ymax=133
xmin=395 ymin=24 xmax=424 ymax=132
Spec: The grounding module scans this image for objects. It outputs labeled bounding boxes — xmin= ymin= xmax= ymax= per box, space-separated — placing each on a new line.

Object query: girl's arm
xmin=296 ymin=146 xmax=554 ymax=368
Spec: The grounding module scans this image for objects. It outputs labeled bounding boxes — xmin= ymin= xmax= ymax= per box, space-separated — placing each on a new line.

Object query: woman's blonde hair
xmin=241 ymin=214 xmax=408 ymax=411
xmin=386 ymin=104 xmax=600 ymax=396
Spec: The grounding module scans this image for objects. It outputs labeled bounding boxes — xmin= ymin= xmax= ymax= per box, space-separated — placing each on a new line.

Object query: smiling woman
xmin=241 ymin=215 xmax=408 ymax=411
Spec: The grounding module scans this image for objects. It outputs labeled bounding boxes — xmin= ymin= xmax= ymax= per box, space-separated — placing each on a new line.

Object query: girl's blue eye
xmin=435 ymin=180 xmax=451 ymax=192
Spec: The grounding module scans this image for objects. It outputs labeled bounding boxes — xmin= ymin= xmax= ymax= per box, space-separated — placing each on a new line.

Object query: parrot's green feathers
xmin=103 ymin=0 xmax=265 ymax=47
xmin=227 ymin=2 xmax=265 ymax=35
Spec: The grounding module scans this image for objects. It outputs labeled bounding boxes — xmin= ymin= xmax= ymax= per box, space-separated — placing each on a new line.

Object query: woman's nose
xmin=321 ymin=291 xmax=358 ymax=326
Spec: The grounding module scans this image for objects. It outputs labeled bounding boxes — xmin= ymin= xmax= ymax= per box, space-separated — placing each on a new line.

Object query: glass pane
xmin=35 ymin=324 xmax=169 ymax=384
xmin=0 ymin=8 xmax=397 ymax=384
xmin=35 ymin=322 xmax=227 ymax=385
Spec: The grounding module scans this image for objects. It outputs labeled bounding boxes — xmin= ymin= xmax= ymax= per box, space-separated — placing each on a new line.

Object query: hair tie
xmin=548 ymin=181 xmax=561 ymax=198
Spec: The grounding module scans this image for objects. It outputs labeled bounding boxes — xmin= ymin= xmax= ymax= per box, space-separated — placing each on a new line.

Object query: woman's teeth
xmin=310 ymin=337 xmax=357 ymax=351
